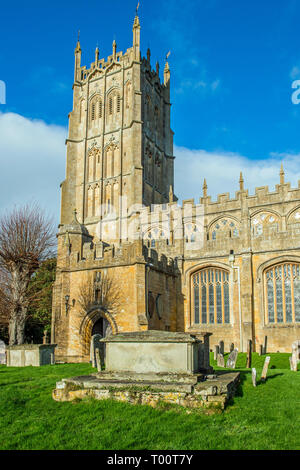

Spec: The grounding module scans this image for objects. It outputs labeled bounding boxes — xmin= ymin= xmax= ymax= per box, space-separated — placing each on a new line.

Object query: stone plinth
xmin=6 ymin=344 xmax=57 ymax=367
xmin=101 ymin=330 xmax=213 ymax=375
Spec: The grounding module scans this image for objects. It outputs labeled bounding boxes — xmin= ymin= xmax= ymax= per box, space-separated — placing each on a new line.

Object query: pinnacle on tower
xmin=203 ymin=178 xmax=208 ymax=198
xmin=112 ymin=39 xmax=117 ymax=59
xmin=164 ymin=52 xmax=171 ymax=86
xmin=74 ymin=32 xmax=82 ymax=82
xmin=133 ymin=10 xmax=141 ymax=60
xmin=147 ymin=48 xmax=151 ymax=63
xmin=239 ymin=172 xmax=244 ymax=191
xmin=280 ymin=163 xmax=285 ymax=185
xmin=169 ymin=185 xmax=174 ymax=203
xmin=95 ymin=45 xmax=99 ymax=63
xmin=75 ymin=30 xmax=81 ymax=53
xmin=156 ymin=61 xmax=160 ymax=75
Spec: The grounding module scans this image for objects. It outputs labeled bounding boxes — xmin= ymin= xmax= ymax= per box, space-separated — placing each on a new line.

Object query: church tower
xmin=59 ymin=14 xmax=175 ymax=244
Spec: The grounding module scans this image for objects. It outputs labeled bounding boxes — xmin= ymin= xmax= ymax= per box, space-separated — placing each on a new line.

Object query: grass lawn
xmin=0 ymin=353 xmax=299 ymax=450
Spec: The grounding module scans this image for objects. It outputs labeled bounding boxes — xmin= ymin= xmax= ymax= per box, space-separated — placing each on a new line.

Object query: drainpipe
xmin=229 ymin=252 xmax=243 ymax=352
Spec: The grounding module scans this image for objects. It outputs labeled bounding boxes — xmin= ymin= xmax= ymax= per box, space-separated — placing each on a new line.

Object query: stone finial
xmin=95 ymin=45 xmax=99 ymax=63
xmin=112 ymin=39 xmax=117 ymax=59
xmin=133 ymin=11 xmax=141 ymax=60
xmin=156 ymin=61 xmax=160 ymax=75
xmin=280 ymin=163 xmax=285 ymax=185
xmin=169 ymin=185 xmax=174 ymax=203
xmin=203 ymin=178 xmax=208 ymax=198
xmin=75 ymin=30 xmax=81 ymax=53
xmin=239 ymin=172 xmax=244 ymax=191
xmin=164 ymin=60 xmax=170 ymax=86
xmin=147 ymin=48 xmax=151 ymax=63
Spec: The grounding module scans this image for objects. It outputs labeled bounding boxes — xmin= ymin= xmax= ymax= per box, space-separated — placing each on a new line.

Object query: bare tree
xmin=77 ymin=272 xmax=122 ymax=317
xmin=0 ymin=204 xmax=55 ymax=345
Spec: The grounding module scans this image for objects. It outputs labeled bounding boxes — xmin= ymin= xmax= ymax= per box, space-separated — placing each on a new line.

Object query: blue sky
xmin=1 ymin=0 xmax=300 ymax=219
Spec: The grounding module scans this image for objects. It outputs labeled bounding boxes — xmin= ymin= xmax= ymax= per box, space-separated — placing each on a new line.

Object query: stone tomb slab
xmin=53 ymin=371 xmax=240 ymax=410
xmin=53 ymin=331 xmax=239 ymax=410
xmin=6 ymin=344 xmax=57 ymax=367
xmin=102 ymin=331 xmax=213 ymax=375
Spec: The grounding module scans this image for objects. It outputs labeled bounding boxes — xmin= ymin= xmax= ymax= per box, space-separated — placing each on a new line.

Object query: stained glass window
xmin=192 ymin=268 xmax=230 ymax=325
xmin=265 ymin=263 xmax=300 ymax=324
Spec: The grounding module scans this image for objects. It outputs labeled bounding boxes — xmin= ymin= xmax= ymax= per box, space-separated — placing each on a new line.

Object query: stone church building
xmin=51 ymin=14 xmax=300 ymax=361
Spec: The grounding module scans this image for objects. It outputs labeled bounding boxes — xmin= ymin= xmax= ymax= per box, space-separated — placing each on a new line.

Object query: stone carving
xmin=261 ymin=356 xmax=270 ymax=382
xmin=0 ymin=340 xmax=6 ymax=365
xmin=217 ymin=353 xmax=225 ymax=368
xmin=90 ymin=334 xmax=102 ymax=368
xmin=252 ymin=368 xmax=257 ymax=387
xmin=226 ymin=348 xmax=238 ymax=369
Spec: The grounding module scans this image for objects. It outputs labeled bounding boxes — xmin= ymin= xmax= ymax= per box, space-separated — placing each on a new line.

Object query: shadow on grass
xmin=256 ymin=373 xmax=284 ymax=386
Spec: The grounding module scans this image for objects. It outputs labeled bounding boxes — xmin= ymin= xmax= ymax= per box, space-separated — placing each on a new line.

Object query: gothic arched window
xmin=210 ymin=218 xmax=240 ymax=240
xmin=265 ymin=263 xmax=300 ymax=324
xmin=252 ymin=212 xmax=279 ymax=238
xmin=192 ymin=268 xmax=230 ymax=325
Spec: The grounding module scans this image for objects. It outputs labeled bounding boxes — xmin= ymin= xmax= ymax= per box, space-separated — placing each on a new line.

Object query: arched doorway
xmin=91 ymin=316 xmax=111 ymax=337
xmin=80 ymin=308 xmax=117 ymax=357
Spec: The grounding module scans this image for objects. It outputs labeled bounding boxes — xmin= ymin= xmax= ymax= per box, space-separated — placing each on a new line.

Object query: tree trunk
xmin=16 ymin=308 xmax=27 ymax=345
xmin=9 ymin=264 xmax=31 ymax=345
xmin=9 ymin=314 xmax=18 ymax=345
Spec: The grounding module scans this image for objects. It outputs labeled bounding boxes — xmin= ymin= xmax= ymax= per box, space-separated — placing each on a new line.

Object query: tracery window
xmin=184 ymin=223 xmax=202 ymax=243
xmin=252 ymin=212 xmax=279 ymax=238
xmin=192 ymin=268 xmax=230 ymax=324
xmin=265 ymin=263 xmax=300 ymax=324
xmin=210 ymin=218 xmax=239 ymax=240
xmin=144 ymin=227 xmax=168 ymax=248
xmin=89 ymin=96 xmax=102 ymax=125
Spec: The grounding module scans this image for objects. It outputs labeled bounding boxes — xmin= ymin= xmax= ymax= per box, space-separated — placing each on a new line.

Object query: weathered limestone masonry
xmin=52 ymin=13 xmax=300 ymax=362
xmin=53 ymin=331 xmax=240 ymax=410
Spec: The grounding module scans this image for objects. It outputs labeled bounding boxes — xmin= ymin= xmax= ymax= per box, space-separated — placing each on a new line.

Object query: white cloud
xmin=0 ymin=112 xmax=66 ymax=223
xmin=1 ymin=112 xmax=299 ymax=227
xmin=290 ymin=66 xmax=300 ymax=80
xmin=174 ymin=145 xmax=300 ymax=203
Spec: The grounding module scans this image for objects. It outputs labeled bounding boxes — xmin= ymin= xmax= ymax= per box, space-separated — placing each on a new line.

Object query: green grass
xmin=0 ymin=353 xmax=299 ymax=450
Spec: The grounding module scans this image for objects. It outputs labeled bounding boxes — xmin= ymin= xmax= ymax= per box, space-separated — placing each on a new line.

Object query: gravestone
xmin=217 ymin=353 xmax=225 ymax=368
xmin=263 ymin=336 xmax=268 ymax=355
xmin=219 ymin=341 xmax=224 ymax=356
xmin=226 ymin=348 xmax=238 ymax=369
xmin=90 ymin=334 xmax=102 ymax=368
xmin=252 ymin=368 xmax=257 ymax=387
xmin=261 ymin=356 xmax=270 ymax=382
xmin=292 ymin=340 xmax=300 ymax=363
xmin=214 ymin=345 xmax=219 ymax=361
xmin=289 ymin=356 xmax=298 ymax=372
xmin=230 ymin=343 xmax=234 ymax=353
xmin=247 ymin=340 xmax=252 ymax=368
xmin=259 ymin=345 xmax=263 ymax=356
xmin=95 ymin=348 xmax=102 ymax=372
xmin=0 ymin=340 xmax=6 ymax=365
